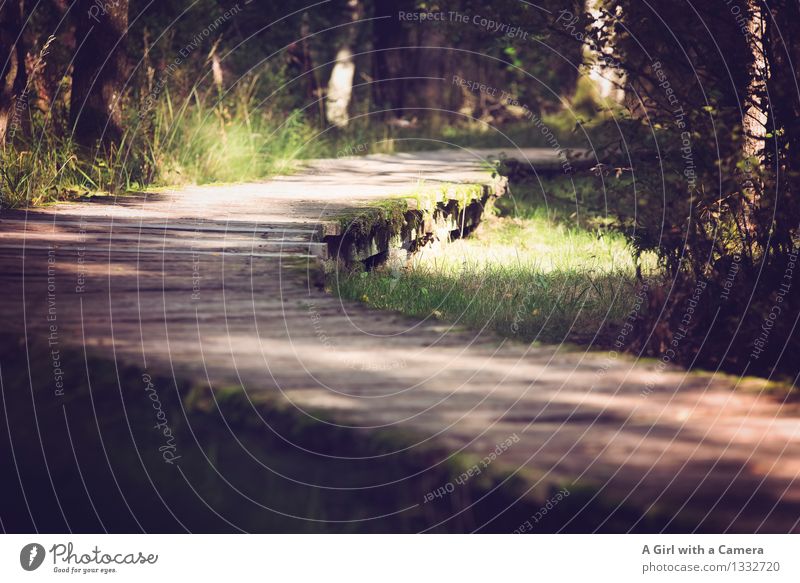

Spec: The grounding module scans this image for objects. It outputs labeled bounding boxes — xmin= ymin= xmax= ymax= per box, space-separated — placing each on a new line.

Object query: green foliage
xmin=0 ymin=77 xmax=322 ymax=208
xmin=585 ymin=1 xmax=800 ymax=378
xmin=1 ymin=0 xmax=593 ymax=206
xmin=141 ymin=84 xmax=324 ymax=185
xmin=597 ymin=119 xmax=745 ymax=275
xmin=0 ymin=144 xmax=77 ymax=207
xmin=0 ymin=129 xmax=146 ymax=207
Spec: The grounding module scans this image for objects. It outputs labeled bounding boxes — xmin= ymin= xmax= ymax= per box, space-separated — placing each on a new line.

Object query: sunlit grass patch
xmin=333 ymin=179 xmax=655 ymax=346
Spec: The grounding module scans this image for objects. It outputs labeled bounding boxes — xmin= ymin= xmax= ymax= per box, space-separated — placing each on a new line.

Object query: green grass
xmin=0 ymin=70 xmax=612 ymax=210
xmin=145 ymin=86 xmax=326 ymax=185
xmin=326 ymin=109 xmax=598 ymax=155
xmin=333 ymin=176 xmax=656 ymax=346
xmin=0 ymin=141 xmax=82 ymax=207
xmin=0 ymin=79 xmax=324 ymax=208
xmin=0 ymin=70 xmax=615 ymax=211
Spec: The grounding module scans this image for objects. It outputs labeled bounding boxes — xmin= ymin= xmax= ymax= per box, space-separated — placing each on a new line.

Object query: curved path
xmin=1 ymin=148 xmax=798 ymax=532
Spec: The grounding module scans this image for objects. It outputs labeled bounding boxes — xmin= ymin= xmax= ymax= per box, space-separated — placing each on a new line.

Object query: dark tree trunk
xmin=371 ymin=0 xmax=411 ymax=115
xmin=764 ymin=0 xmax=800 ymax=251
xmin=69 ymin=0 xmax=128 ymax=147
xmin=0 ymin=0 xmax=26 ymax=145
xmin=766 ymin=1 xmax=800 ymax=166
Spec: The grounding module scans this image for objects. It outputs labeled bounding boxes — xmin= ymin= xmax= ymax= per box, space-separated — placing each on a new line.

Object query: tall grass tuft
xmin=141 ymin=81 xmax=325 ymax=186
xmin=1 ymin=74 xmax=322 ymax=209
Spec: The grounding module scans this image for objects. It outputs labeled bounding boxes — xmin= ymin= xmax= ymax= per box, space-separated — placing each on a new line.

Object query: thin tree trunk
xmin=70 ymin=0 xmax=128 ymax=147
xmin=0 ymin=0 xmax=25 ymax=145
xmin=740 ymin=0 xmax=769 ymax=240
xmin=325 ymin=0 xmax=361 ymax=128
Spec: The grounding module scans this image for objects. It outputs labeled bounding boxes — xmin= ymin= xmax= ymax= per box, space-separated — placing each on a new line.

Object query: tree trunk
xmin=70 ymin=0 xmax=128 ymax=147
xmin=743 ymin=0 xmax=768 ymax=160
xmin=371 ymin=0 xmax=411 ymax=116
xmin=763 ymin=0 xmax=800 ymax=250
xmin=0 ymin=0 xmax=25 ymax=145
xmin=325 ymin=0 xmax=361 ymax=128
xmin=300 ymin=12 xmax=322 ymax=118
xmin=740 ymin=0 xmax=769 ymax=239
xmin=766 ymin=1 xmax=800 ymax=166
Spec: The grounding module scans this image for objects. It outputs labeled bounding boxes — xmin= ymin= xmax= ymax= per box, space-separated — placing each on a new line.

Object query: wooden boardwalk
xmin=1 ymin=148 xmax=799 ymax=532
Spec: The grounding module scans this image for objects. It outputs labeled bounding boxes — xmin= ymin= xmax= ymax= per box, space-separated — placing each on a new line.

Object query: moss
xmin=323 ymin=177 xmax=504 ymax=266
xmin=331 ymin=183 xmax=492 ymax=240
xmin=336 ymin=198 xmax=411 ymax=239
xmin=402 ymin=181 xmax=487 ymax=213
